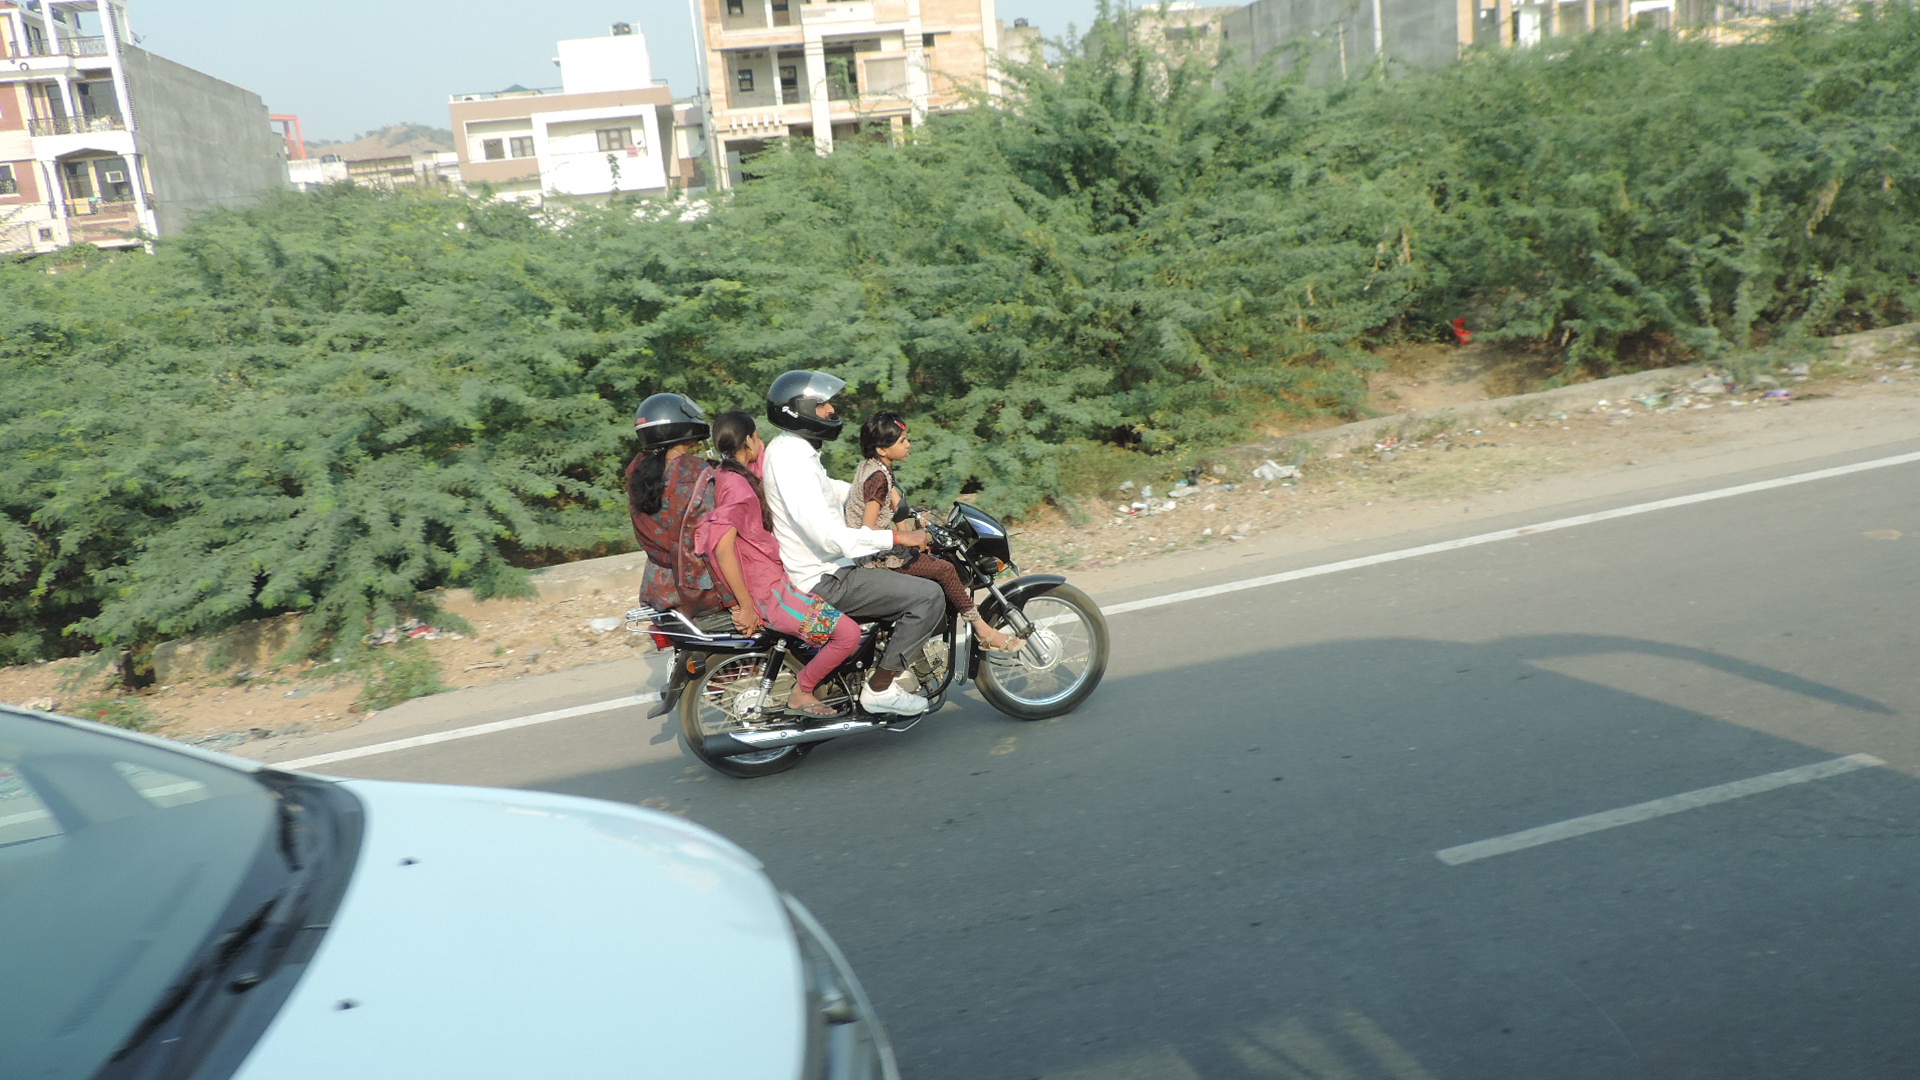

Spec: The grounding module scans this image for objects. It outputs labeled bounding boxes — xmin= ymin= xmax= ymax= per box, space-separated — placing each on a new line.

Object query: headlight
xmin=785 ymin=896 xmax=901 ymax=1080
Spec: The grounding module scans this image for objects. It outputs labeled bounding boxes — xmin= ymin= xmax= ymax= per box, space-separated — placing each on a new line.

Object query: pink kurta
xmin=696 ymin=469 xmax=845 ymax=649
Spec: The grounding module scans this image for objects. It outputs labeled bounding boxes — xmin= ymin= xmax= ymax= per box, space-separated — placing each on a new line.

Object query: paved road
xmin=291 ymin=441 xmax=1920 ymax=1079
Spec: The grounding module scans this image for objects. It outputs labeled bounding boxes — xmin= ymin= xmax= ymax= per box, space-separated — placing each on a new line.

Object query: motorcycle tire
xmin=976 ymin=582 xmax=1109 ymax=721
xmin=680 ymin=650 xmax=818 ymax=778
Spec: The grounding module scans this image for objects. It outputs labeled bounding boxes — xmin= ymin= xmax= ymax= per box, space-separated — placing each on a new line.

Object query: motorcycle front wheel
xmin=977 ymin=583 xmax=1109 ymax=720
xmin=680 ymin=651 xmax=831 ymax=778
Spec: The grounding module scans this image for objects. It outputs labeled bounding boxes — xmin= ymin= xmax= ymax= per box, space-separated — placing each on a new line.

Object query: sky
xmin=131 ymin=0 xmax=1109 ymax=144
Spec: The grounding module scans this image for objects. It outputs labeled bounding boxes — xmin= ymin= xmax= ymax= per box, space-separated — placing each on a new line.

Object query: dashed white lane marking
xmin=1435 ymin=753 xmax=1886 ymax=866
xmin=268 ymin=450 xmax=1920 ymax=770
xmin=1105 ymin=450 xmax=1920 ymax=617
xmin=274 ymin=693 xmax=659 ymax=771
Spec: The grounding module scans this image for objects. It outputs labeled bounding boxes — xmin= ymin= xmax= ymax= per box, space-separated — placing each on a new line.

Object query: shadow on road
xmin=523 ymin=632 xmax=1910 ymax=1080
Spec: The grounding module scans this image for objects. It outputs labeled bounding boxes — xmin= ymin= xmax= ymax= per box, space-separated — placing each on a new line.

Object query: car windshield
xmin=0 ymin=713 xmax=280 ymax=1080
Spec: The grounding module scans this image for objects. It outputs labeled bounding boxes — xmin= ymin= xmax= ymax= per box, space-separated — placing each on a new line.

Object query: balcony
xmin=28 ymin=114 xmax=125 ymax=137
xmin=8 ymin=36 xmax=108 ymax=59
xmin=67 ymin=194 xmax=136 ymax=217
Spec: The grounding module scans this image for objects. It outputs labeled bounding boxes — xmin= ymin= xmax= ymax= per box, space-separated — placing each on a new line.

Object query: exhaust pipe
xmin=703 ymin=717 xmax=892 ymax=757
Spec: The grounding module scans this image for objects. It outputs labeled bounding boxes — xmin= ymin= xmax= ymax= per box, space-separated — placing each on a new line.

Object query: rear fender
xmin=646 ymin=651 xmax=707 ymax=719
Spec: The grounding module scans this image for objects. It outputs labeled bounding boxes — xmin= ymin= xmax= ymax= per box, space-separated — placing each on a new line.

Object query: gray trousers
xmin=811 ymin=566 xmax=945 ymax=672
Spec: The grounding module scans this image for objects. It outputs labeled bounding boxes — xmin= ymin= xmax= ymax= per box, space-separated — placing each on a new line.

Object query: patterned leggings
xmin=896 ymin=554 xmax=977 ymax=619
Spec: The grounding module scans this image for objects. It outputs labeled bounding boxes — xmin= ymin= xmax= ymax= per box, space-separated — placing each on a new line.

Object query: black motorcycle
xmin=628 ymin=502 xmax=1110 ymax=777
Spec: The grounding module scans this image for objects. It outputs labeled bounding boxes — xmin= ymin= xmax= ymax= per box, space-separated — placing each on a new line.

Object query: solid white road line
xmin=1435 ymin=753 xmax=1886 ymax=866
xmin=1105 ymin=450 xmax=1920 ymax=617
xmin=266 ymin=449 xmax=1920 ymax=769
xmin=275 ymin=693 xmax=660 ymax=771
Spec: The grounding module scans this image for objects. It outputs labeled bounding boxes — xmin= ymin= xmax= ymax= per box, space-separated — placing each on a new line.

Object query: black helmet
xmin=765 ymin=370 xmax=847 ymax=442
xmin=633 ymin=392 xmax=710 ymax=452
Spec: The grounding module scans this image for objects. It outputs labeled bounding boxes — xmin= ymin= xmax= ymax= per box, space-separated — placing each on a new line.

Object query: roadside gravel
xmin=6 ymin=332 xmax=1917 ymax=747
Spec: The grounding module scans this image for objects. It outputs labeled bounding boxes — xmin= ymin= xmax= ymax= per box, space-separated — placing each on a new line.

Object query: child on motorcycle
xmin=696 ymin=411 xmax=861 ymax=717
xmin=844 ymin=412 xmax=1023 ymax=653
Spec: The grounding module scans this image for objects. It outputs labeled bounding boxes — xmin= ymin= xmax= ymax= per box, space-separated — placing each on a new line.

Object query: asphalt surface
xmin=285 ymin=438 xmax=1920 ymax=1080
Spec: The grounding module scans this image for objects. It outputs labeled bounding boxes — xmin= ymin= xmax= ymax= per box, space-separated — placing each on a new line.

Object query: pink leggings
xmin=796 ymin=617 xmax=861 ymax=694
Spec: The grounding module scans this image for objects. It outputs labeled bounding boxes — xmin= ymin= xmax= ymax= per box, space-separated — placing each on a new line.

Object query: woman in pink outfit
xmin=696 ymin=411 xmax=861 ymax=717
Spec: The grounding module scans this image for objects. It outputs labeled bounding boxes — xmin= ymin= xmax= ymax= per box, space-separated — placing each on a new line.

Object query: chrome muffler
xmin=703 ymin=716 xmax=892 ymax=757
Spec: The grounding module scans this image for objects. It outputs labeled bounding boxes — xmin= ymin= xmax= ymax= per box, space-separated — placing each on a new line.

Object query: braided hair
xmin=711 ymin=411 xmax=773 ymax=531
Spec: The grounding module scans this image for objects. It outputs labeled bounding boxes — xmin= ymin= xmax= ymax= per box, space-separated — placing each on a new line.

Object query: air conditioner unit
xmin=104 ymin=170 xmax=125 ymax=183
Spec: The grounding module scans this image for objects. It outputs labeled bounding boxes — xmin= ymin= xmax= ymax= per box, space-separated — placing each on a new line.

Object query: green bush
xmin=5 ymin=4 xmax=1920 ymax=665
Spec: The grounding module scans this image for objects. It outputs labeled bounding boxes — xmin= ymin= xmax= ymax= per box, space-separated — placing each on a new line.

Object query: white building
xmin=448 ymin=24 xmax=694 ymax=202
xmin=0 ymin=0 xmax=286 ymax=255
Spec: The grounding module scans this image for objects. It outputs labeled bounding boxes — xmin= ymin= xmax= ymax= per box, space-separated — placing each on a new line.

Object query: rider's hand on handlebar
xmin=893 ymin=529 xmax=931 ymax=551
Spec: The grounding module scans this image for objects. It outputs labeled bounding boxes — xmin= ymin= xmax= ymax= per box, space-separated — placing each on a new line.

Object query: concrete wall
xmin=1220 ymin=0 xmax=1462 ymax=81
xmin=118 ymin=45 xmax=286 ymax=236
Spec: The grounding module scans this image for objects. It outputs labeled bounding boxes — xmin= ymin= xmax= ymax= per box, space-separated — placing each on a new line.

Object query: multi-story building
xmin=1219 ymin=0 xmax=1837 ymax=78
xmin=448 ymin=24 xmax=689 ymax=203
xmin=287 ymin=151 xmax=462 ymax=193
xmin=0 ymin=0 xmax=286 ymax=255
xmin=692 ymin=0 xmax=1001 ymax=189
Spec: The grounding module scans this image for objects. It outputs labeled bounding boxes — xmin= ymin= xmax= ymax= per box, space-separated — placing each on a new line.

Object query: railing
xmin=27 ymin=115 xmax=125 ymax=137
xmin=67 ymin=195 xmax=135 ymax=217
xmin=17 ymin=36 xmax=108 ymax=58
xmin=449 ymin=85 xmax=560 ymax=103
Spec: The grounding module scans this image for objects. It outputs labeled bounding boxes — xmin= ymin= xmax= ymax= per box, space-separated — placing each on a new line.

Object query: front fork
xmin=970 ymin=573 xmax=1067 ymax=677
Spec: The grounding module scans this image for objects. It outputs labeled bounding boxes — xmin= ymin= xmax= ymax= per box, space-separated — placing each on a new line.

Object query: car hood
xmin=231 ymin=779 xmax=804 ymax=1080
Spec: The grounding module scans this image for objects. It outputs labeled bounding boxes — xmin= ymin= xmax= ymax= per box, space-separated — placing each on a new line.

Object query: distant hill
xmin=307 ymin=123 xmax=455 ymax=161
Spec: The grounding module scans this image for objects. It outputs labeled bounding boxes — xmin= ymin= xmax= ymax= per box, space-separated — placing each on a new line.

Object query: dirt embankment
xmin=7 ymin=333 xmax=1918 ymax=748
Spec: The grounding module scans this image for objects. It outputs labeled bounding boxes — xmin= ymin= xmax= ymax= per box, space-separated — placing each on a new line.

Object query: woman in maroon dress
xmin=626 ymin=393 xmax=735 ymax=616
xmin=696 ymin=412 xmax=860 ymax=717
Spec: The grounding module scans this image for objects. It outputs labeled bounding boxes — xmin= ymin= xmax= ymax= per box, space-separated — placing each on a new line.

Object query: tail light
xmin=649 ymin=632 xmax=673 ymax=651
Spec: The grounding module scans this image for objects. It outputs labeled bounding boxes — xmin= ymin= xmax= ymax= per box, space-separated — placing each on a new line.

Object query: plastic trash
xmin=1251 ymin=460 xmax=1299 ymax=482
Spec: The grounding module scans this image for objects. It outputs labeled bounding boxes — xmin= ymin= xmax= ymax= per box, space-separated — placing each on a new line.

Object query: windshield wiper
xmin=274 ymin=792 xmax=306 ymax=872
xmin=108 ymin=893 xmax=285 ymax=1061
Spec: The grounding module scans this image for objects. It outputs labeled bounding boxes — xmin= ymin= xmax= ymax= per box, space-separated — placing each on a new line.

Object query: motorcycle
xmin=627 ymin=501 xmax=1110 ymax=777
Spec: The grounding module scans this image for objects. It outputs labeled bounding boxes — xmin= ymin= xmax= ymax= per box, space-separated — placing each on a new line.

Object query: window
xmin=923 ymin=33 xmax=936 ymax=48
xmin=482 ymin=138 xmax=504 ymax=161
xmin=61 ymin=159 xmax=94 ymax=199
xmin=866 ymin=57 xmax=907 ymax=97
xmin=509 ymin=135 xmax=534 ymax=158
xmin=726 ymin=0 xmax=744 ymax=13
xmin=779 ymin=65 xmax=798 ymax=98
xmin=737 ymin=68 xmax=755 ymax=93
xmin=825 ymin=55 xmax=857 ymax=99
xmin=94 ymin=157 xmax=132 ymax=202
xmin=596 ymin=128 xmax=632 ymax=152
xmin=0 ymin=165 xmax=16 ymax=197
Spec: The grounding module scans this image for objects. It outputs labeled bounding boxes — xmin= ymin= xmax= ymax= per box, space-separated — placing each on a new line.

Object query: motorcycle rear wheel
xmin=976 ymin=582 xmax=1109 ymax=720
xmin=680 ymin=651 xmax=836 ymax=778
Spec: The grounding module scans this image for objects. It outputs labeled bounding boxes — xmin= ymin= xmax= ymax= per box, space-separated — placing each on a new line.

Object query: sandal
xmin=976 ymin=627 xmax=1026 ymax=653
xmin=785 ymin=699 xmax=839 ymax=718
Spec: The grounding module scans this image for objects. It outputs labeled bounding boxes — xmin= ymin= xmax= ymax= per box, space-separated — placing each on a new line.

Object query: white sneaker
xmin=860 ymin=681 xmax=929 ymax=717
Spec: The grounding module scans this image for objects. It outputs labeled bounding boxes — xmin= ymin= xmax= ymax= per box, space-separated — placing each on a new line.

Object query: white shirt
xmin=761 ymin=432 xmax=896 ymax=592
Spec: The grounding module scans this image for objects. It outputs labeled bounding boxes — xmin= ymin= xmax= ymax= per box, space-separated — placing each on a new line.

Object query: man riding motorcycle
xmin=758 ymin=370 xmax=941 ymax=717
